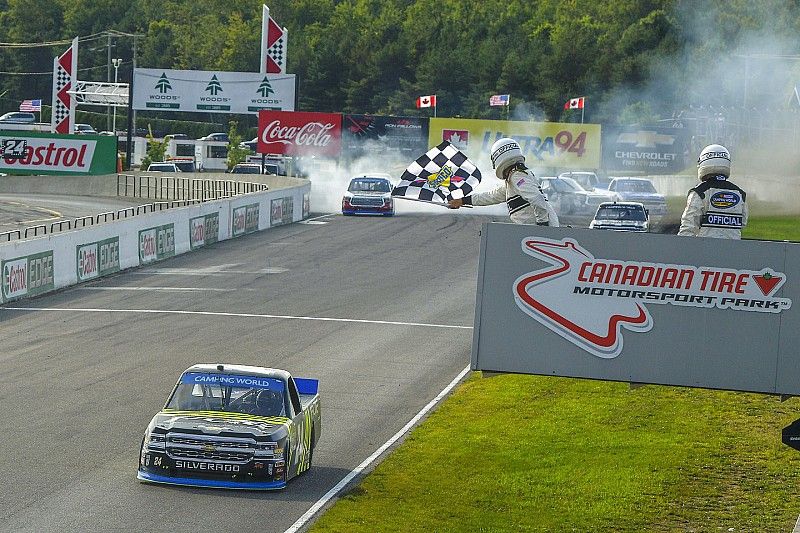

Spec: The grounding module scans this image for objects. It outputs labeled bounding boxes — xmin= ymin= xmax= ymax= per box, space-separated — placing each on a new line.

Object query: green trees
xmin=1 ymin=1 xmax=798 ymax=125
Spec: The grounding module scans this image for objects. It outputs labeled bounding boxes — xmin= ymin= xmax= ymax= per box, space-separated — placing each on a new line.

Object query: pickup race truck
xmin=138 ymin=363 xmax=321 ymax=490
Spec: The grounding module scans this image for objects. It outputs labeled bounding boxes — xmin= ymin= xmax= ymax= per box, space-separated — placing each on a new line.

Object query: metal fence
xmin=0 ymin=174 xmax=268 ymax=244
xmin=116 ymin=174 xmax=268 ymax=202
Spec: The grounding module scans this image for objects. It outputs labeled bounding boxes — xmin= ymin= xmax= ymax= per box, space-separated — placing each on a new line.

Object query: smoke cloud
xmin=298 ymin=139 xmax=507 ymax=217
xmin=601 ymin=2 xmax=800 ymax=212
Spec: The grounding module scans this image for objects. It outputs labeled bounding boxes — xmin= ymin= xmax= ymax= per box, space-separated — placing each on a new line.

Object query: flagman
xmin=448 ymin=138 xmax=559 ymax=226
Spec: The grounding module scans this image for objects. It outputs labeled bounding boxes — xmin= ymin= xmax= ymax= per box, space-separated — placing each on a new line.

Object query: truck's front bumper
xmin=137 ymin=470 xmax=287 ymax=490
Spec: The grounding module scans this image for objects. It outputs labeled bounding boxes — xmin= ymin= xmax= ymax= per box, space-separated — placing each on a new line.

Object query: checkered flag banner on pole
xmin=51 ymin=37 xmax=77 ymax=134
xmin=261 ymin=4 xmax=288 ymax=74
xmin=392 ymin=141 xmax=482 ymax=205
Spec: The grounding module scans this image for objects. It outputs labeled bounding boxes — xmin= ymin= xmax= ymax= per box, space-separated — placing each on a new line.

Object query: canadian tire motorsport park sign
xmin=472 ymin=224 xmax=800 ymax=396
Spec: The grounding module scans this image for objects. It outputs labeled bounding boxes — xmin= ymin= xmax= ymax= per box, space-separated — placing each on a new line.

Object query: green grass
xmin=311 ymin=215 xmax=800 ymax=533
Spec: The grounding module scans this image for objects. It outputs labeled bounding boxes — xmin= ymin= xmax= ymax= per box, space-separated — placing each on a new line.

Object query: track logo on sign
xmin=514 ymin=237 xmax=792 ymax=358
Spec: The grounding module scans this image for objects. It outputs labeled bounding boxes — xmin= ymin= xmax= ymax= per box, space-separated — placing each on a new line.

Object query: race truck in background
xmin=138 ymin=364 xmax=321 ymax=490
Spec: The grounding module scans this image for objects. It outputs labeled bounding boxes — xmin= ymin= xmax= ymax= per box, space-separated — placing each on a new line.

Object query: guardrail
xmin=0 ymin=174 xmax=267 ymax=244
xmin=116 ymin=174 xmax=268 ymax=202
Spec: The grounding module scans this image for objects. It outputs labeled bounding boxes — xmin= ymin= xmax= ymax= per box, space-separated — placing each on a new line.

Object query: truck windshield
xmin=173 ymin=161 xmax=195 ymax=172
xmin=616 ymin=180 xmax=657 ymax=193
xmin=349 ymin=179 xmax=390 ymax=192
xmin=167 ymin=373 xmax=288 ymax=417
xmin=596 ymin=206 xmax=647 ymax=221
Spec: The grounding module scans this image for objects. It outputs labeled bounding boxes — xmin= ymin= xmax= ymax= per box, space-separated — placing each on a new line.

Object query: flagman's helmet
xmin=490 ymin=138 xmax=525 ymax=180
xmin=697 ymin=144 xmax=731 ymax=180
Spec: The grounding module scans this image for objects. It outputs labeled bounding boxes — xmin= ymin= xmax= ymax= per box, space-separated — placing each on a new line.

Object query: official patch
xmin=710 ymin=191 xmax=739 ymax=209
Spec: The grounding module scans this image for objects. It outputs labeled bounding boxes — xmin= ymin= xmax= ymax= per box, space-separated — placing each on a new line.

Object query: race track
xmin=0 ymin=212 xmax=488 ymax=532
xmin=0 ymin=193 xmax=142 ymax=233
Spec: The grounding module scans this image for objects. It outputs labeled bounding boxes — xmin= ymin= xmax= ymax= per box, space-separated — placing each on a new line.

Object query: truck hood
xmin=345 ymin=191 xmax=390 ymax=198
xmin=152 ymin=409 xmax=290 ymax=438
xmin=592 ymin=219 xmax=648 ymax=231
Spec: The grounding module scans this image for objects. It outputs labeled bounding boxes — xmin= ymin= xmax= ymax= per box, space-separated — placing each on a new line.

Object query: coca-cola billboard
xmin=258 ymin=110 xmax=342 ymax=157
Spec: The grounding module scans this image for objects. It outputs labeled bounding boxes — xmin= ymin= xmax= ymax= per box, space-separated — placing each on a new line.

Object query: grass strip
xmin=311 ymin=215 xmax=800 ymax=532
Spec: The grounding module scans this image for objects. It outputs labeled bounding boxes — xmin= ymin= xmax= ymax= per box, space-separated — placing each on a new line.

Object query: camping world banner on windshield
xmin=133 ymin=68 xmax=296 ymax=114
xmin=429 ymin=118 xmax=601 ymax=170
xmin=0 ymin=131 xmax=116 ymax=175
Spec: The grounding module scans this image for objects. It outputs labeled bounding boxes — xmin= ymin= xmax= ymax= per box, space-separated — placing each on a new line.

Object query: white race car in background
xmin=590 ymin=201 xmax=650 ymax=232
xmin=540 ymin=176 xmax=616 ymax=218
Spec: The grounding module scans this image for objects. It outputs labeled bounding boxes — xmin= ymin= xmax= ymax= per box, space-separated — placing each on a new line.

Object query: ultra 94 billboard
xmin=258 ymin=110 xmax=342 ymax=157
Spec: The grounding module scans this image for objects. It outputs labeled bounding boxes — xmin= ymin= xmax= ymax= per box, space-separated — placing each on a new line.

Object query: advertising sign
xmin=257 ymin=110 xmax=342 ymax=157
xmin=0 ymin=131 xmax=117 ymax=175
xmin=133 ymin=68 xmax=296 ymax=114
xmin=271 ymin=197 xmax=294 ymax=227
xmin=602 ymin=126 xmax=690 ymax=174
xmin=2 ymin=251 xmax=54 ymax=302
xmin=232 ymin=204 xmax=259 ymax=236
xmin=77 ymin=237 xmax=120 ymax=281
xmin=139 ymin=224 xmax=175 ymax=264
xmin=472 ymin=224 xmax=800 ymax=395
xmin=342 ymin=115 xmax=429 ymax=162
xmin=189 ymin=213 xmax=220 ymax=249
xmin=429 ymin=118 xmax=601 ymax=170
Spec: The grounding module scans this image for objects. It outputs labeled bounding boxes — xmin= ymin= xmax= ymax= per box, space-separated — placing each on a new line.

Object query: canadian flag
xmin=564 ymin=97 xmax=585 ymax=110
xmin=416 ymin=95 xmax=437 ymax=108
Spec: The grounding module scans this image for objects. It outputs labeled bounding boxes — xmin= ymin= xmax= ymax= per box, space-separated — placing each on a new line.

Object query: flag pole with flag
xmin=564 ymin=96 xmax=586 ymax=123
xmin=20 ymin=99 xmax=42 ymax=122
xmin=416 ymin=94 xmax=437 ymax=117
xmin=490 ymin=94 xmax=510 ymax=120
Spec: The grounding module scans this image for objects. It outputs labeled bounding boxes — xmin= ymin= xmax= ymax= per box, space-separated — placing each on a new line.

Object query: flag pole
xmin=581 ymin=102 xmax=585 ymax=124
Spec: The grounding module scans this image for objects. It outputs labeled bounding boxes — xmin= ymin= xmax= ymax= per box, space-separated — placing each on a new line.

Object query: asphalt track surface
xmin=0 ymin=212 xmax=489 ymax=532
xmin=0 ymin=193 xmax=141 ymax=233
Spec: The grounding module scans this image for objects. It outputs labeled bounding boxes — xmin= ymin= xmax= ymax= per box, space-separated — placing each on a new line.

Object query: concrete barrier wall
xmin=0 ymin=181 xmax=311 ymax=304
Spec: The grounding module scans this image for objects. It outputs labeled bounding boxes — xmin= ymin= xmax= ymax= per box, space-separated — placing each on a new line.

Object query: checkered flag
xmin=267 ymin=34 xmax=285 ymax=70
xmin=392 ymin=141 xmax=482 ymax=205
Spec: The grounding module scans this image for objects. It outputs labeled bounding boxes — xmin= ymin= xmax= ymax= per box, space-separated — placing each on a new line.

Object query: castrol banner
xmin=0 ymin=131 xmax=116 ymax=175
xmin=472 ymin=224 xmax=800 ymax=396
xmin=429 ymin=118 xmax=601 ymax=170
xmin=258 ymin=110 xmax=342 ymax=157
xmin=2 ymin=251 xmax=55 ymax=303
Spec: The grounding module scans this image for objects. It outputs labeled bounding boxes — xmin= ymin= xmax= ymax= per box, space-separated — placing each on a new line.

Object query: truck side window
xmin=287 ymin=378 xmax=302 ymax=415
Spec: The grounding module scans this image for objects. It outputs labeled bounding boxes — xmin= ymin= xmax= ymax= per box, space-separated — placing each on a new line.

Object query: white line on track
xmin=304 ymin=213 xmax=336 ymax=222
xmin=78 ymin=287 xmax=255 ymax=293
xmin=283 ymin=364 xmax=472 ymax=533
xmin=129 ymin=267 xmax=289 ymax=276
xmin=1 ymin=307 xmax=473 ymax=330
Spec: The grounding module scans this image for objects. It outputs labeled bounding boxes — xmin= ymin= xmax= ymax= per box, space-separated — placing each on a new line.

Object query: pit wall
xmin=0 ymin=182 xmax=311 ymax=304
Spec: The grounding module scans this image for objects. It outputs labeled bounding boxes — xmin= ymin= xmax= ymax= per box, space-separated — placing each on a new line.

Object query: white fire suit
xmin=464 ymin=169 xmax=559 ymax=226
xmin=678 ymin=177 xmax=747 ymax=239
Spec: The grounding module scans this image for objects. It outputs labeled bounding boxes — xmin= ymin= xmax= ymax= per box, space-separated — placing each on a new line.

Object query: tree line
xmin=2 ymin=0 xmax=800 ymax=131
